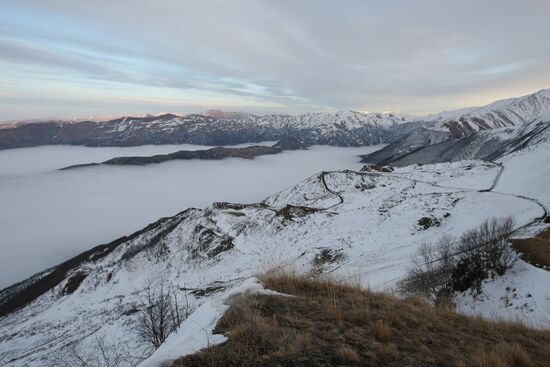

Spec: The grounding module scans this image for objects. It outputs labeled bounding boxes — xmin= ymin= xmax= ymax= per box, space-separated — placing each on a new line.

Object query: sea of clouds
xmin=0 ymin=144 xmax=382 ymax=288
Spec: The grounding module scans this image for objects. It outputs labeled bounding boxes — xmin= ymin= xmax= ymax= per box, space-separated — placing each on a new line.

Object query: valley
xmin=1 ymin=89 xmax=549 ymax=366
xmin=3 ymin=2 xmax=550 ymax=365
xmin=1 ymin=141 xmax=549 ymax=366
xmin=0 ymin=144 xmax=382 ymax=288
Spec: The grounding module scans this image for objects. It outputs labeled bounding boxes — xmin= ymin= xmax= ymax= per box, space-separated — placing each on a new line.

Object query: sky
xmin=1 ymin=0 xmax=549 ymax=120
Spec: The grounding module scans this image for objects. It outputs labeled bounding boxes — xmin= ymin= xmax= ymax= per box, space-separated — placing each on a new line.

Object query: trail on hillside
xmin=317 ymin=162 xmax=548 ymax=285
xmin=319 ymin=171 xmax=344 ymax=208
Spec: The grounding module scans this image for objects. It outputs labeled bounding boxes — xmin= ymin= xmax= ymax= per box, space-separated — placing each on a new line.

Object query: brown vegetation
xmin=172 ymin=274 xmax=550 ymax=366
xmin=512 ymin=228 xmax=550 ymax=269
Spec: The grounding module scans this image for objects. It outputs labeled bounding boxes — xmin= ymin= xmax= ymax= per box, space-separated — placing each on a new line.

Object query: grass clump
xmin=171 ymin=273 xmax=550 ymax=366
xmin=512 ymin=228 xmax=550 ymax=269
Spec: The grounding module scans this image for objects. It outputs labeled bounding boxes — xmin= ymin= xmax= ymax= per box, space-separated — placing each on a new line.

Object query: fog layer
xmin=0 ymin=144 xmax=381 ymax=288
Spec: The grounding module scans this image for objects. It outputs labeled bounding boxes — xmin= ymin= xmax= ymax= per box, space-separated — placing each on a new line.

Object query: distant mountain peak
xmin=202 ymin=109 xmax=249 ymax=119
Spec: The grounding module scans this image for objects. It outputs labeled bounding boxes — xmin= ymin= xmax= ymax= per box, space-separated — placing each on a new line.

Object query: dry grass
xmin=172 ymin=273 xmax=550 ymax=367
xmin=512 ymin=228 xmax=550 ymax=269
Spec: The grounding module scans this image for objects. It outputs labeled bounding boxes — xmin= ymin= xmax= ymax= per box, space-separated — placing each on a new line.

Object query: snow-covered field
xmin=453 ymin=143 xmax=550 ymax=326
xmin=0 ymin=144 xmax=381 ymax=288
xmin=1 ymin=141 xmax=548 ymax=366
xmin=495 ymin=143 xmax=550 ymax=209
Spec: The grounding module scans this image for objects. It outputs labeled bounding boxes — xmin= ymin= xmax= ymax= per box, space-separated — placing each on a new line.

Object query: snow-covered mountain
xmin=1 ymin=89 xmax=550 ymax=366
xmin=363 ymin=89 xmax=550 ymax=165
xmin=0 ymin=110 xmax=408 ymax=150
xmin=3 ymin=90 xmax=549 ymax=165
xmin=429 ymin=89 xmax=550 ymax=137
xmin=1 ymin=138 xmax=548 ymax=366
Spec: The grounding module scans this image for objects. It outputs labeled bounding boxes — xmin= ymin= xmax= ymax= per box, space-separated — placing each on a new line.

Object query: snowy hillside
xmin=454 ymin=143 xmax=550 ymax=325
xmin=362 ymin=90 xmax=550 ymax=166
xmin=0 ymin=110 xmax=407 ymax=150
xmin=2 ymin=89 xmax=549 ymax=154
xmin=426 ymin=89 xmax=550 ymax=137
xmin=1 ymin=140 xmax=548 ymax=366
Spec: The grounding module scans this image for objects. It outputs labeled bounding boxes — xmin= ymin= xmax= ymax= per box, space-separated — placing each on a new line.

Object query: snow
xmin=139 ymin=277 xmax=289 ymax=367
xmin=0 ymin=144 xmax=380 ymax=288
xmin=495 ymin=142 xmax=550 ymax=210
xmin=392 ymin=160 xmax=500 ymax=190
xmin=452 ymin=142 xmax=550 ymax=325
xmin=1 ymin=141 xmax=549 ymax=366
xmin=455 ymin=260 xmax=550 ymax=328
xmin=419 ymin=88 xmax=550 ymax=133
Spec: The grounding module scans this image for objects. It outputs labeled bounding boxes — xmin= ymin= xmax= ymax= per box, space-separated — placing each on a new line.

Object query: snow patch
xmin=139 ymin=277 xmax=289 ymax=367
xmin=455 ymin=260 xmax=550 ymax=328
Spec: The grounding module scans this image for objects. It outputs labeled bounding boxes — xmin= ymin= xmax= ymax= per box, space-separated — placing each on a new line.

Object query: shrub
xmin=453 ymin=217 xmax=516 ymax=293
xmin=400 ymin=217 xmax=516 ymax=302
xmin=399 ymin=235 xmax=456 ymax=305
xmin=136 ymin=279 xmax=190 ymax=350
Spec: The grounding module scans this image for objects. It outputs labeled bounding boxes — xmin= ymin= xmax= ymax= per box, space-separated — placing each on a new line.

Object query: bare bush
xmin=453 ymin=217 xmax=516 ymax=293
xmin=52 ymin=279 xmax=190 ymax=366
xmin=401 ymin=217 xmax=517 ymax=303
xmin=136 ymin=279 xmax=190 ymax=350
xmin=51 ymin=334 xmax=145 ymax=367
xmin=399 ymin=235 xmax=456 ymax=305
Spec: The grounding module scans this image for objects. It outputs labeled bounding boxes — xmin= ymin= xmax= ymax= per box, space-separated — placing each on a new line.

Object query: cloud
xmin=0 ymin=144 xmax=381 ymax=287
xmin=1 ymin=0 xmax=550 ymax=119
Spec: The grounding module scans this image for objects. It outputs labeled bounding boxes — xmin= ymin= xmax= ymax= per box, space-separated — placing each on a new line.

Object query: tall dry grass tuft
xmin=472 ymin=350 xmax=509 ymax=367
xmin=172 ymin=272 xmax=550 ymax=367
xmin=372 ymin=319 xmax=392 ymax=341
xmin=508 ymin=343 xmax=536 ymax=367
xmin=512 ymin=228 xmax=550 ymax=269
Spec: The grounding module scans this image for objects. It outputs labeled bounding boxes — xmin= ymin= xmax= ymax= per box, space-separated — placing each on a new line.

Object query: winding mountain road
xmin=319 ymin=171 xmax=344 ymax=209
xmin=480 ymin=161 xmax=504 ymax=192
xmin=319 ymin=161 xmax=549 ymax=286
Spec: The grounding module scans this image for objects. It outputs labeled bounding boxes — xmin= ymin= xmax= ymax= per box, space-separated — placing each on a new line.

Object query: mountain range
xmin=2 ymin=89 xmax=549 ymax=167
xmin=1 ymin=89 xmax=550 ymax=366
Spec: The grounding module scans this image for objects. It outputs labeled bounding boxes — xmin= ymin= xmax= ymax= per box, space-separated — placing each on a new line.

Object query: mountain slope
xmin=362 ymin=90 xmax=550 ymax=165
xmin=166 ymin=275 xmax=550 ymax=367
xmin=1 ymin=141 xmax=548 ymax=366
xmin=435 ymin=89 xmax=550 ymax=138
xmin=0 ymin=110 xmax=407 ymax=150
xmin=3 ymin=89 xmax=549 ymax=170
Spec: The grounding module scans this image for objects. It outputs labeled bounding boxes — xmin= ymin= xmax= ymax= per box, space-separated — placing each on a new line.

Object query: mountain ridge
xmin=1 ymin=89 xmax=548 ymax=151
xmin=362 ymin=89 xmax=550 ymax=165
xmin=1 ymin=141 xmax=549 ymax=365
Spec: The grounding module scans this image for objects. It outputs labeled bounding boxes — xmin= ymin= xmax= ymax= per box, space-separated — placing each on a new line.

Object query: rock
xmin=360 ymin=164 xmax=394 ymax=173
xmin=62 ymin=271 xmax=88 ymax=295
xmin=418 ymin=216 xmax=441 ymax=230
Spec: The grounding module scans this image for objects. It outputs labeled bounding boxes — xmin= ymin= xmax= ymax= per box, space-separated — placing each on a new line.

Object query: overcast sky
xmin=1 ymin=0 xmax=549 ymax=120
